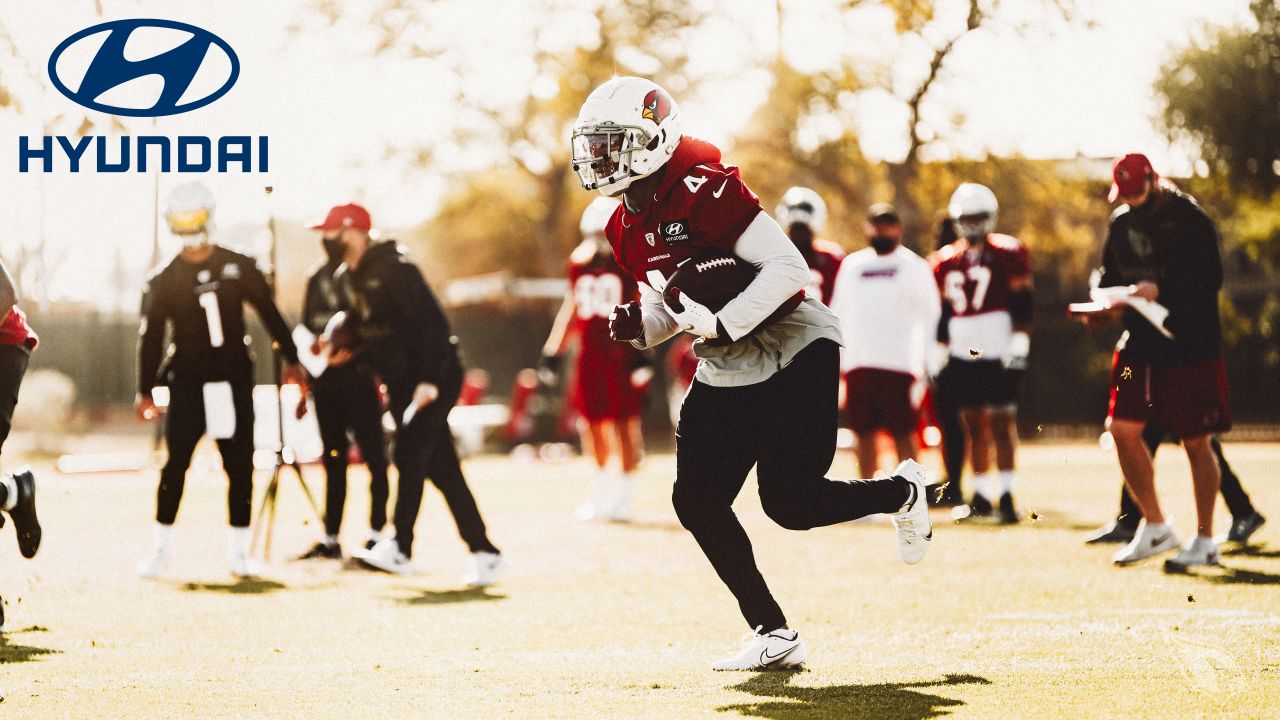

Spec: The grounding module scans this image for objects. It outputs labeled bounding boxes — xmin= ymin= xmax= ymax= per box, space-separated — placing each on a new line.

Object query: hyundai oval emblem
xmin=48 ymin=19 xmax=239 ymax=117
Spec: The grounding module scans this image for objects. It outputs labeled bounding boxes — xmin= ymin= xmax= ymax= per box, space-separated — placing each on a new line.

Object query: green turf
xmin=1 ymin=438 xmax=1277 ymax=718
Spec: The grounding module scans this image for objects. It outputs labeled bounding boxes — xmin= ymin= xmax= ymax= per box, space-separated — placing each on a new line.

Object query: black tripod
xmin=251 ymin=185 xmax=323 ymax=559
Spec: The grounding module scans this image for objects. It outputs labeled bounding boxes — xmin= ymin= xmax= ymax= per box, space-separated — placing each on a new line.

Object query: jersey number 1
xmin=199 ymin=291 xmax=225 ymax=347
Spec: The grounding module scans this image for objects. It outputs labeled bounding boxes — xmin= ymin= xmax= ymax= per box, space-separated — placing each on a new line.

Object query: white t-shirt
xmin=828 ymin=245 xmax=941 ymax=377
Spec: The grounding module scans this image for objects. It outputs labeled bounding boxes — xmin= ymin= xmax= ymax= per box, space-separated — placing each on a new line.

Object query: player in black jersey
xmin=135 ymin=182 xmax=305 ymax=579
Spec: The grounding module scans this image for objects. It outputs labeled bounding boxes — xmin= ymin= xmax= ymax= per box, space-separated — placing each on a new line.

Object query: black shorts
xmin=940 ymin=359 xmax=1020 ymax=410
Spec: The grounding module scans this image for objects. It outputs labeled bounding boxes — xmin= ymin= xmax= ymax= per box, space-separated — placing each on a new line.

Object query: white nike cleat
xmin=463 ymin=551 xmax=506 ymax=587
xmin=358 ymin=537 xmax=413 ymax=575
xmin=1113 ymin=520 xmax=1181 ymax=565
xmin=1164 ymin=535 xmax=1221 ymax=572
xmin=711 ymin=627 xmax=808 ymax=671
xmin=890 ymin=459 xmax=932 ymax=565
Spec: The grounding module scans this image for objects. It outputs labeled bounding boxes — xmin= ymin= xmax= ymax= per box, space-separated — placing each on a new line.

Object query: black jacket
xmin=138 ymin=245 xmax=298 ymax=393
xmin=302 ymin=259 xmax=344 ymax=336
xmin=337 ymin=241 xmax=461 ymax=389
xmin=1098 ymin=187 xmax=1223 ymax=364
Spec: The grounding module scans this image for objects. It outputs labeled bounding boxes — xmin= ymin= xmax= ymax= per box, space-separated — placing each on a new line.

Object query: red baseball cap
xmin=310 ymin=203 xmax=372 ymax=231
xmin=1108 ymin=153 xmax=1157 ymax=202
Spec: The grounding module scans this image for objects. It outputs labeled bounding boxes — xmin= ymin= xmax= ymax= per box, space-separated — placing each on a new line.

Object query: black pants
xmin=387 ymin=373 xmax=498 ymax=558
xmin=312 ymin=365 xmax=390 ymax=537
xmin=932 ymin=362 xmax=966 ymax=492
xmin=674 ymin=339 xmax=909 ymax=633
xmin=1116 ymin=426 xmax=1254 ymax=526
xmin=157 ymin=380 xmax=255 ymax=527
xmin=0 ymin=344 xmax=30 ymax=454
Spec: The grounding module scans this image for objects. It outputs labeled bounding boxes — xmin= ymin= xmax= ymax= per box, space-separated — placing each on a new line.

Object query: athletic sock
xmin=153 ymin=522 xmax=174 ymax=550
xmin=973 ymin=472 xmax=995 ymax=501
xmin=998 ymin=470 xmax=1015 ymax=495
xmin=228 ymin=526 xmax=251 ymax=555
xmin=0 ymin=474 xmax=14 ymax=511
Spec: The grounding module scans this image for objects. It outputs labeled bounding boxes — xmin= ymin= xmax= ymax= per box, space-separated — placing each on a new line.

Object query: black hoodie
xmin=1098 ymin=187 xmax=1223 ymax=364
xmin=338 ymin=241 xmax=462 ymax=390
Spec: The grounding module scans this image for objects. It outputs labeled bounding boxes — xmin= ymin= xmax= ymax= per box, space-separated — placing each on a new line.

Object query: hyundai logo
xmin=666 ymin=223 xmax=684 ymax=234
xmin=48 ymin=19 xmax=239 ymax=117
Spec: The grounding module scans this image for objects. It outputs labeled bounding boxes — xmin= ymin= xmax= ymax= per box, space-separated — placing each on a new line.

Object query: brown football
xmin=662 ymin=251 xmax=756 ymax=314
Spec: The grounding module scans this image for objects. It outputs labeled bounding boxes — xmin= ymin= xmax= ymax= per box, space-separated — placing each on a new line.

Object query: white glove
xmin=926 ymin=342 xmax=950 ymax=381
xmin=1004 ymin=331 xmax=1030 ymax=371
xmin=667 ymin=291 xmax=720 ymax=339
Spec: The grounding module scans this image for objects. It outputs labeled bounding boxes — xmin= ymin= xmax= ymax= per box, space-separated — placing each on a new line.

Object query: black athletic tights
xmin=387 ymin=374 xmax=498 ymax=558
xmin=311 ymin=365 xmax=390 ymax=537
xmin=156 ymin=381 xmax=255 ymax=527
xmin=674 ymin=339 xmax=910 ymax=633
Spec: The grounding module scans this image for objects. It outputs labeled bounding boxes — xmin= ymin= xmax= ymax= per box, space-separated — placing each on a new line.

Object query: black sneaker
xmin=967 ymin=494 xmax=993 ymax=518
xmin=8 ymin=469 xmax=40 ymax=559
xmin=1085 ymin=520 xmax=1139 ymax=545
xmin=997 ymin=492 xmax=1020 ymax=524
xmin=296 ymin=541 xmax=341 ymax=560
xmin=1225 ymin=512 xmax=1266 ymax=544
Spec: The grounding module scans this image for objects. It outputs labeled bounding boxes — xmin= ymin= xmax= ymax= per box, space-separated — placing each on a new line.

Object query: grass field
xmin=1 ymin=435 xmax=1278 ymax=719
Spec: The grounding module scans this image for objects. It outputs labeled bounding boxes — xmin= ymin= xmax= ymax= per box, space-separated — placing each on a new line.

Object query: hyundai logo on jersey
xmin=662 ymin=220 xmax=690 ymax=244
xmin=20 ymin=19 xmax=266 ymax=173
xmin=48 ymin=19 xmax=238 ymax=117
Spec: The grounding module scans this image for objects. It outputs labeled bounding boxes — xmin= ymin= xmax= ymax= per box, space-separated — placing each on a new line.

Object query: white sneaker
xmin=358 ymin=537 xmax=413 ymax=575
xmin=607 ymin=474 xmax=633 ymax=522
xmin=137 ymin=524 xmax=174 ymax=579
xmin=228 ymin=527 xmax=259 ymax=579
xmin=137 ymin=545 xmax=171 ymax=578
xmin=890 ymin=459 xmax=932 ymax=565
xmin=1164 ymin=535 xmax=1221 ymax=572
xmin=576 ymin=472 xmax=611 ymax=521
xmin=463 ymin=551 xmax=505 ymax=587
xmin=1113 ymin=521 xmax=1181 ymax=565
xmin=711 ymin=627 xmax=808 ymax=671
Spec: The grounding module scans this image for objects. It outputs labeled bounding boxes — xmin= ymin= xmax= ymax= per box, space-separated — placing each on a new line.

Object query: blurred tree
xmin=1156 ymin=0 xmax=1280 ymax=196
xmin=305 ymin=0 xmax=705 ymax=280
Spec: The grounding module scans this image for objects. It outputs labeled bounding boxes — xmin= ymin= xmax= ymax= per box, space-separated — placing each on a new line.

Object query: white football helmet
xmin=579 ymin=196 xmax=619 ymax=239
xmin=571 ymin=76 xmax=681 ymax=196
xmin=165 ymin=181 xmax=215 ymax=241
xmin=775 ymin=186 xmax=827 ymax=233
xmin=948 ymin=183 xmax=998 ymax=241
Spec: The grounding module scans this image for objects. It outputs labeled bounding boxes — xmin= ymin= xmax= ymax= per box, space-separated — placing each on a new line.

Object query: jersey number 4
xmin=943 ymin=266 xmax=992 ymax=314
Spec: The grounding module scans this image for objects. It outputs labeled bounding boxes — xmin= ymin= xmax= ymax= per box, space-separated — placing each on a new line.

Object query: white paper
xmin=202 ymin=381 xmax=237 ymax=439
xmin=292 ymin=324 xmax=328 ymax=379
xmin=1088 ymin=287 xmax=1175 ymax=340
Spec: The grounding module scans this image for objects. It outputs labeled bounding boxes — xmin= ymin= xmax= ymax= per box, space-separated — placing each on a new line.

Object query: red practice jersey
xmin=805 ymin=239 xmax=845 ymax=305
xmin=0 ymin=307 xmax=37 ymax=349
xmin=567 ymin=242 xmax=641 ymax=357
xmin=606 ymin=137 xmax=803 ymax=321
xmin=930 ymin=234 xmax=1030 ymax=361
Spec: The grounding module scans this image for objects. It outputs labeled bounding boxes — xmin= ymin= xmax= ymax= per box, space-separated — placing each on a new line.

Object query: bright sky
xmin=0 ymin=0 xmax=1256 ymax=310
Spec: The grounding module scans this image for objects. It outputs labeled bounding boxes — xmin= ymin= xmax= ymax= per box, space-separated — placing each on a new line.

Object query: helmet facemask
xmin=572 ymin=125 xmax=651 ymax=196
xmin=954 ymin=212 xmax=995 ymax=242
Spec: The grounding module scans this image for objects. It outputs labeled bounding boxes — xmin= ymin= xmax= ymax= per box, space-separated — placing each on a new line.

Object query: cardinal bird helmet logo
xmin=642 ymin=89 xmax=672 ymax=124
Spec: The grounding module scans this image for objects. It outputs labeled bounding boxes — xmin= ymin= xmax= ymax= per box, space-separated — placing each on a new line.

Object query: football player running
xmin=774 ymin=187 xmax=845 ymax=305
xmin=571 ymin=77 xmax=932 ymax=671
xmin=541 ymin=197 xmax=651 ymax=522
